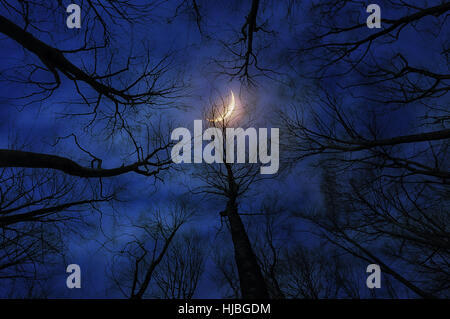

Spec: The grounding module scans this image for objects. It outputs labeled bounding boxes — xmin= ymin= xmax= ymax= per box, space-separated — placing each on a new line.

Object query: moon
xmin=209 ymin=91 xmax=236 ymax=122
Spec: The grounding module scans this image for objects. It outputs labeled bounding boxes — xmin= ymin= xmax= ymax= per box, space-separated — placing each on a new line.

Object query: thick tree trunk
xmin=225 ymin=200 xmax=269 ymax=299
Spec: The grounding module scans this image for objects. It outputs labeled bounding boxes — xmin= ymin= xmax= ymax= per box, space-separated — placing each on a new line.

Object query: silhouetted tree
xmin=281 ymin=0 xmax=449 ymax=298
xmin=107 ymin=200 xmax=194 ymax=299
xmin=152 ymin=231 xmax=207 ymax=299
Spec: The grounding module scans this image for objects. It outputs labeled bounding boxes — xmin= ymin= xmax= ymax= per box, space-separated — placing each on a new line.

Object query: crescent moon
xmin=209 ymin=91 xmax=236 ymax=122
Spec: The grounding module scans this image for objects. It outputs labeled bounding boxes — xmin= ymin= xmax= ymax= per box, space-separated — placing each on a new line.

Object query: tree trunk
xmin=225 ymin=200 xmax=269 ymax=299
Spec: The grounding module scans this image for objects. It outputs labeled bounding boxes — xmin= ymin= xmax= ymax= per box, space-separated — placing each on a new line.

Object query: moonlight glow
xmin=208 ymin=90 xmax=236 ymax=122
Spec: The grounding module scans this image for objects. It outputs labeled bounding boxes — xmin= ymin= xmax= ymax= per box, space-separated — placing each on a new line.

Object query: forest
xmin=0 ymin=0 xmax=448 ymax=299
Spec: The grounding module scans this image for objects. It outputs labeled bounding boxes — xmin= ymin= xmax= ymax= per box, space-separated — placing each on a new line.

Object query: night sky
xmin=0 ymin=0 xmax=448 ymax=299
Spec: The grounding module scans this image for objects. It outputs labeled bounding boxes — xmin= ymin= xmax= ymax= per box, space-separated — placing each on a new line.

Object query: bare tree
xmin=0 ymin=166 xmax=111 ymax=296
xmin=246 ymin=198 xmax=289 ymax=299
xmin=107 ymin=200 xmax=194 ymax=299
xmin=188 ymin=92 xmax=274 ymax=298
xmin=294 ymin=164 xmax=449 ymax=298
xmin=0 ymin=1 xmax=187 ymax=292
xmin=0 ymin=1 xmax=186 ymax=177
xmin=211 ymin=238 xmax=242 ymax=299
xmin=213 ymin=196 xmax=368 ymax=299
xmin=152 ymin=231 xmax=206 ymax=299
xmin=279 ymin=0 xmax=449 ymax=298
